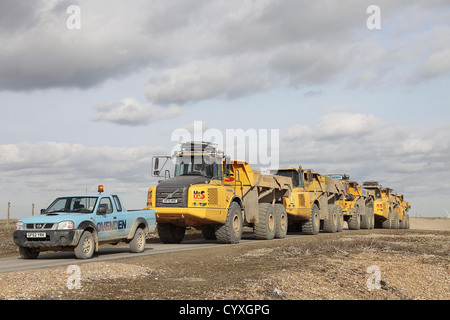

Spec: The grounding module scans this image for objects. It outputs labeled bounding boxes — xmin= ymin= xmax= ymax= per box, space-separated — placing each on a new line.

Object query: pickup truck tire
xmin=74 ymin=231 xmax=95 ymax=259
xmin=254 ymin=203 xmax=276 ymax=240
xmin=130 ymin=228 xmax=146 ymax=253
xmin=216 ymin=202 xmax=243 ymax=244
xmin=19 ymin=246 xmax=40 ymax=259
xmin=157 ymin=223 xmax=186 ymax=244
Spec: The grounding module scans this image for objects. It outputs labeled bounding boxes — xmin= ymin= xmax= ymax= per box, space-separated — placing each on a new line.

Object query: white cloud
xmin=91 ymin=98 xmax=181 ymax=125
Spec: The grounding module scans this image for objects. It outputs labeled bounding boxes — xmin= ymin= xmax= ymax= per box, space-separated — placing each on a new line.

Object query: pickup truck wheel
xmin=130 ymin=228 xmax=146 ymax=253
xmin=74 ymin=231 xmax=95 ymax=259
xmin=157 ymin=223 xmax=186 ymax=244
xmin=19 ymin=246 xmax=40 ymax=259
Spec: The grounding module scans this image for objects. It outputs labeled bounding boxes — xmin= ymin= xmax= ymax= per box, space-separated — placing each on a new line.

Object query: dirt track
xmin=0 ymin=218 xmax=448 ymax=300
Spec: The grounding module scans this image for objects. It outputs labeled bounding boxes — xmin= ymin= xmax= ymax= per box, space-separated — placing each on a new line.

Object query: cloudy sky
xmin=1 ymin=0 xmax=449 ymax=218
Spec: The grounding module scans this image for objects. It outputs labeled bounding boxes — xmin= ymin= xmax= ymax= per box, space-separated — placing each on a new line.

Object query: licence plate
xmin=26 ymin=232 xmax=46 ymax=238
xmin=162 ymin=198 xmax=178 ymax=204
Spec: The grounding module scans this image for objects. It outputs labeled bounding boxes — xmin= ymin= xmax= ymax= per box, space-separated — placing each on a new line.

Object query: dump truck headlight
xmin=57 ymin=221 xmax=74 ymax=230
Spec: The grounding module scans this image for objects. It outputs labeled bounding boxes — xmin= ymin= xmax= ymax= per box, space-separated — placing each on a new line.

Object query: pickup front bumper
xmin=13 ymin=229 xmax=83 ymax=249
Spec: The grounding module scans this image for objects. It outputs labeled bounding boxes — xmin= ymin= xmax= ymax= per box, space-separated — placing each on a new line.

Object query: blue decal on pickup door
xmin=97 ymin=220 xmax=127 ymax=232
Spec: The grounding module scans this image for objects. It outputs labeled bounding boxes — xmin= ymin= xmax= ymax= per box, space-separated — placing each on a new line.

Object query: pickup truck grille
xmin=155 ymin=187 xmax=187 ymax=208
xmin=26 ymin=223 xmax=54 ymax=230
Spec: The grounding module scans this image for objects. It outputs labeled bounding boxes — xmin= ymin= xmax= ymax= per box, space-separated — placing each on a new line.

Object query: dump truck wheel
xmin=216 ymin=202 xmax=243 ymax=244
xmin=157 ymin=223 xmax=186 ymax=244
xmin=254 ymin=203 xmax=276 ymax=240
xmin=348 ymin=206 xmax=361 ymax=230
xmin=382 ymin=210 xmax=393 ymax=229
xmin=19 ymin=246 xmax=40 ymax=259
xmin=392 ymin=211 xmax=400 ymax=229
xmin=361 ymin=204 xmax=374 ymax=229
xmin=302 ymin=204 xmax=320 ymax=235
xmin=405 ymin=214 xmax=410 ymax=229
xmin=74 ymin=231 xmax=95 ymax=259
xmin=323 ymin=206 xmax=337 ymax=233
xmin=274 ymin=203 xmax=288 ymax=238
xmin=335 ymin=205 xmax=344 ymax=232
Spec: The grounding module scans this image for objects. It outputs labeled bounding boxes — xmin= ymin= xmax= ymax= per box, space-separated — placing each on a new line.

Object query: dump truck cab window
xmin=175 ymin=156 xmax=222 ymax=180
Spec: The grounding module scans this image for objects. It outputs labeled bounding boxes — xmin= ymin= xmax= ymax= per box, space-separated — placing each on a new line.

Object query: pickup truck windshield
xmin=45 ymin=197 xmax=98 ymax=214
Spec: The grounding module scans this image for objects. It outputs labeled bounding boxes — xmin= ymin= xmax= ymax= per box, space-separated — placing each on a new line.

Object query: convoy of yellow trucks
xmin=146 ymin=141 xmax=411 ymax=244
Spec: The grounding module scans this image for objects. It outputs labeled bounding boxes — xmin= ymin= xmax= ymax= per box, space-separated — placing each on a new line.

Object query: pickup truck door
xmin=95 ymin=196 xmax=119 ymax=241
xmin=111 ymin=195 xmax=130 ymax=238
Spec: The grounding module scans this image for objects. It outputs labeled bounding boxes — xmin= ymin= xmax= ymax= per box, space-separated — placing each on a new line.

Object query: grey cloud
xmin=0 ymin=0 xmax=449 ymax=101
xmin=91 ymin=98 xmax=181 ymax=126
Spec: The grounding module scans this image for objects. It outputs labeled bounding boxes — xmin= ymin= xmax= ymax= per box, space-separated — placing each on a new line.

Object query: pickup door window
xmin=112 ymin=195 xmax=130 ymax=237
xmin=96 ymin=197 xmax=119 ymax=241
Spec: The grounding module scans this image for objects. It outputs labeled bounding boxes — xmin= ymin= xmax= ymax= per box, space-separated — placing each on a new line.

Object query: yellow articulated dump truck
xmin=146 ymin=141 xmax=292 ymax=244
xmin=269 ymin=167 xmax=347 ymax=235
xmin=362 ymin=182 xmax=401 ymax=229
xmin=327 ymin=174 xmax=375 ymax=230
xmin=393 ymin=193 xmax=411 ymax=229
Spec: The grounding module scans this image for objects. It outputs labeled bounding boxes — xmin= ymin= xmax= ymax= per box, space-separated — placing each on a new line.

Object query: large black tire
xmin=335 ymin=205 xmax=344 ymax=232
xmin=302 ymin=204 xmax=320 ymax=235
xmin=323 ymin=205 xmax=337 ymax=233
xmin=392 ymin=211 xmax=400 ymax=229
xmin=404 ymin=214 xmax=410 ymax=229
xmin=19 ymin=246 xmax=40 ymax=259
xmin=157 ymin=223 xmax=186 ymax=244
xmin=361 ymin=203 xmax=374 ymax=229
xmin=74 ymin=230 xmax=95 ymax=259
xmin=348 ymin=206 xmax=361 ymax=230
xmin=382 ymin=210 xmax=393 ymax=229
xmin=129 ymin=228 xmax=146 ymax=253
xmin=216 ymin=202 xmax=243 ymax=244
xmin=274 ymin=203 xmax=288 ymax=238
xmin=254 ymin=203 xmax=276 ymax=240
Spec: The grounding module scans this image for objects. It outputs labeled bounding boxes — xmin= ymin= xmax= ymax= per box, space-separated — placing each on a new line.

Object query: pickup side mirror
xmin=97 ymin=206 xmax=106 ymax=215
xmin=40 ymin=209 xmax=46 ymax=215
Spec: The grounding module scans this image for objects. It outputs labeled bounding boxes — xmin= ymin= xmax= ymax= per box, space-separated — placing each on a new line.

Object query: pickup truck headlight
xmin=57 ymin=221 xmax=74 ymax=230
xmin=15 ymin=222 xmax=24 ymax=230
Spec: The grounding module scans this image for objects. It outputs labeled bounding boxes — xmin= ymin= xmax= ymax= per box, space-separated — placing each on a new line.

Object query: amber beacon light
xmin=98 ymin=185 xmax=104 ymax=194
